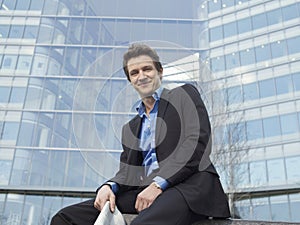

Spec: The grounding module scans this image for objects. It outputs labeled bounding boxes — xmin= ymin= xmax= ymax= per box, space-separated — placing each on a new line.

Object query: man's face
xmin=127 ymin=55 xmax=162 ymax=98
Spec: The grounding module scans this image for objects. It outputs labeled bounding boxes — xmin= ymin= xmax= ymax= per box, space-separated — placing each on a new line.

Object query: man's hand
xmin=135 ymin=182 xmax=162 ymax=212
xmin=94 ymin=185 xmax=116 ymax=212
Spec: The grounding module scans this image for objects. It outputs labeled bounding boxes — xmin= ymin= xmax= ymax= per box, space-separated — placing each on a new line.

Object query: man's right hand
xmin=94 ymin=185 xmax=116 ymax=212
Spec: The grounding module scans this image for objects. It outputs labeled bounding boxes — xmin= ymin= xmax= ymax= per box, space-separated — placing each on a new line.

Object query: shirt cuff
xmin=153 ymin=176 xmax=169 ymax=191
xmin=106 ymin=181 xmax=119 ymax=194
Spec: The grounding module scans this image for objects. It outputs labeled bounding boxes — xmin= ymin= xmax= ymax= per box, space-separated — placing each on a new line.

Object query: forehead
xmin=127 ymin=55 xmax=155 ymax=70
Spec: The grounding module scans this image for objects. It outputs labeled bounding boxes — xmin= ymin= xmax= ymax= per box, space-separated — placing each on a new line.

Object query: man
xmin=51 ymin=44 xmax=230 ymax=225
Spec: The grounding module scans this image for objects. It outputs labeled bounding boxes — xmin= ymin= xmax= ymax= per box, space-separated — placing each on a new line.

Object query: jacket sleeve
xmin=154 ymin=84 xmax=213 ymax=187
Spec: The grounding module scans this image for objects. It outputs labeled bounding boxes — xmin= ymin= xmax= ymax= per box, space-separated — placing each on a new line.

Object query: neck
xmin=142 ymin=96 xmax=155 ymax=116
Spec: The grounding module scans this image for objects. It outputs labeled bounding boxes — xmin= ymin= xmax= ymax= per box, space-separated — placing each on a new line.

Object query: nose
xmin=138 ymin=70 xmax=147 ymax=80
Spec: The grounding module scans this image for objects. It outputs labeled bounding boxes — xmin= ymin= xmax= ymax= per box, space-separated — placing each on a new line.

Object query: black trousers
xmin=50 ymin=187 xmax=207 ymax=225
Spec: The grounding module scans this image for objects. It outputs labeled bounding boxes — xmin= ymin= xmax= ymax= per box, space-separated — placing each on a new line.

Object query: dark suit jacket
xmin=110 ymin=84 xmax=230 ymax=218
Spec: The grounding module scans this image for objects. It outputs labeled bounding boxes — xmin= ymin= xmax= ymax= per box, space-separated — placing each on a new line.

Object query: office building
xmin=0 ymin=0 xmax=299 ymax=224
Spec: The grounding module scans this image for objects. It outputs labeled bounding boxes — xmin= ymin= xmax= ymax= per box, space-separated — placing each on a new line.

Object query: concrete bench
xmin=123 ymin=214 xmax=300 ymax=225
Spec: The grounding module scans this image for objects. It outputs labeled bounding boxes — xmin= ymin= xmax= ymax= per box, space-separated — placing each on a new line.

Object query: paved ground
xmin=123 ymin=214 xmax=300 ymax=225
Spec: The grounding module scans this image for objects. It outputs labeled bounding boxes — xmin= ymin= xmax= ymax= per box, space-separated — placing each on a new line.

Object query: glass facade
xmin=0 ymin=0 xmax=299 ymax=224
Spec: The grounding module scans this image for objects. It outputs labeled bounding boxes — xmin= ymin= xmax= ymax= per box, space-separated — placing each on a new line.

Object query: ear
xmin=159 ymin=69 xmax=163 ymax=80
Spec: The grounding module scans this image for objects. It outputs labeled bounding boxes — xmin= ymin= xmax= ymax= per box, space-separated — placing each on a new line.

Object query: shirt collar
xmin=136 ymin=86 xmax=163 ymax=117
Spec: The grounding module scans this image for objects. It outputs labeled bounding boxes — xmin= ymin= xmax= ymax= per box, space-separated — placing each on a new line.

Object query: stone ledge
xmin=123 ymin=214 xmax=300 ymax=225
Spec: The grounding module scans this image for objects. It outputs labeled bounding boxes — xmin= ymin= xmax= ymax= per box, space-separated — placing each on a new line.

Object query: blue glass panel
xmin=10 ymin=87 xmax=26 ymax=103
xmin=29 ymin=150 xmax=48 ymax=185
xmin=267 ymin=8 xmax=282 ymax=26
xmin=267 ymin=158 xmax=285 ymax=184
xmin=282 ymin=3 xmax=299 ymax=21
xmin=237 ymin=17 xmax=252 ymax=34
xmin=23 ymin=25 xmax=38 ymax=39
xmin=280 ymin=113 xmax=299 ymax=135
xmin=250 ymin=161 xmax=267 ymax=186
xmin=275 ymin=75 xmax=293 ymax=95
xmin=210 ymin=56 xmax=225 ymax=72
xmin=2 ymin=122 xmax=19 ymax=140
xmin=290 ymin=193 xmax=300 ymax=222
xmin=252 ymin=197 xmax=270 ymax=220
xmin=252 ymin=13 xmax=267 ymax=30
xmin=271 ymin=40 xmax=287 ymax=58
xmin=65 ymin=151 xmax=84 ymax=187
xmin=10 ymin=149 xmax=32 ymax=185
xmin=29 ymin=0 xmax=45 ymax=10
xmin=243 ymin=82 xmax=259 ymax=101
xmin=210 ymin=26 xmax=223 ymax=42
xmin=227 ymin=86 xmax=242 ymax=104
xmin=225 ymin=52 xmax=240 ymax=69
xmin=0 ymin=86 xmax=10 ymax=103
xmin=255 ymin=44 xmax=271 ymax=62
xmin=2 ymin=194 xmax=25 ymax=225
xmin=2 ymin=0 xmax=16 ymax=10
xmin=286 ymin=156 xmax=300 ymax=181
xmin=222 ymin=0 xmax=235 ymax=8
xmin=0 ymin=149 xmax=13 ymax=185
xmin=9 ymin=25 xmax=24 ymax=38
xmin=208 ymin=0 xmax=221 ymax=13
xmin=287 ymin=36 xmax=300 ymax=55
xmin=17 ymin=122 xmax=35 ymax=146
xmin=259 ymin=78 xmax=275 ymax=98
xmin=270 ymin=195 xmax=289 ymax=221
xmin=223 ymin=21 xmax=237 ymax=38
xmin=246 ymin=119 xmax=263 ymax=140
xmin=0 ymin=25 xmax=9 ymax=38
xmin=15 ymin=0 xmax=30 ymax=10
xmin=2 ymin=55 xmax=18 ymax=70
xmin=240 ymin=48 xmax=255 ymax=66
xmin=292 ymin=72 xmax=300 ymax=91
xmin=263 ymin=116 xmax=281 ymax=137
xmin=23 ymin=195 xmax=43 ymax=225
xmin=45 ymin=150 xmax=67 ymax=186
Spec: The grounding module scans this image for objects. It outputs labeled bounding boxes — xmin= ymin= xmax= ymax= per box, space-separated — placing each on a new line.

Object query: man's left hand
xmin=135 ymin=182 xmax=163 ymax=212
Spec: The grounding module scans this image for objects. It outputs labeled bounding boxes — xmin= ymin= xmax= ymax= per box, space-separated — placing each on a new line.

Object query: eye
xmin=143 ymin=66 xmax=153 ymax=72
xmin=130 ymin=70 xmax=138 ymax=76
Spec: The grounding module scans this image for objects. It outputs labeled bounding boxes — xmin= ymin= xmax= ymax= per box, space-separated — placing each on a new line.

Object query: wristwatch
xmin=152 ymin=182 xmax=162 ymax=190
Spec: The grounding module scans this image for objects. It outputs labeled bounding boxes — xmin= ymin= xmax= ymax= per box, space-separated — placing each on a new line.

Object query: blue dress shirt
xmin=106 ymin=88 xmax=169 ymax=193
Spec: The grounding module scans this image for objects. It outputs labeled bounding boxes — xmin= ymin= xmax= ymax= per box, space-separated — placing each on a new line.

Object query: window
xmin=16 ymin=55 xmax=32 ymax=72
xmin=240 ymin=48 xmax=255 ymax=66
xmin=23 ymin=25 xmax=38 ymax=39
xmin=290 ymin=193 xmax=300 ymax=222
xmin=0 ymin=86 xmax=10 ymax=103
xmin=255 ymin=44 xmax=271 ymax=62
xmin=15 ymin=0 xmax=30 ymax=10
xmin=210 ymin=56 xmax=225 ymax=72
xmin=252 ymin=13 xmax=267 ymax=30
xmin=227 ymin=86 xmax=242 ymax=104
xmin=29 ymin=0 xmax=45 ymax=10
xmin=208 ymin=0 xmax=221 ymax=13
xmin=267 ymin=158 xmax=285 ymax=184
xmin=237 ymin=17 xmax=252 ymax=34
xmin=0 ymin=25 xmax=9 ymax=38
xmin=2 ymin=0 xmax=17 ymax=10
xmin=267 ymin=8 xmax=282 ymax=26
xmin=286 ymin=156 xmax=300 ymax=181
xmin=251 ymin=197 xmax=270 ymax=220
xmin=2 ymin=55 xmax=18 ymax=70
xmin=243 ymin=82 xmax=259 ymax=101
xmin=2 ymin=122 xmax=20 ymax=140
xmin=280 ymin=113 xmax=299 ymax=135
xmin=250 ymin=161 xmax=267 ymax=186
xmin=259 ymin=78 xmax=275 ymax=98
xmin=292 ymin=72 xmax=300 ymax=91
xmin=263 ymin=116 xmax=281 ymax=137
xmin=10 ymin=87 xmax=26 ymax=103
xmin=210 ymin=26 xmax=223 ymax=42
xmin=225 ymin=52 xmax=240 ymax=70
xmin=246 ymin=119 xmax=263 ymax=140
xmin=287 ymin=36 xmax=300 ymax=55
xmin=282 ymin=4 xmax=299 ymax=21
xmin=275 ymin=75 xmax=293 ymax=95
xmin=271 ymin=40 xmax=287 ymax=58
xmin=223 ymin=21 xmax=237 ymax=38
xmin=270 ymin=195 xmax=289 ymax=221
xmin=9 ymin=25 xmax=24 ymax=38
